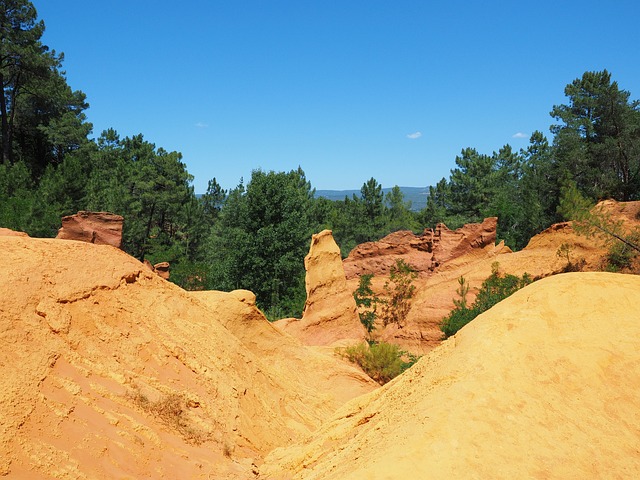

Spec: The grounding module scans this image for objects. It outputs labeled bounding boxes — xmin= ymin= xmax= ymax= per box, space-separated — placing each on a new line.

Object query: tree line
xmin=1 ymin=1 xmax=639 ymax=318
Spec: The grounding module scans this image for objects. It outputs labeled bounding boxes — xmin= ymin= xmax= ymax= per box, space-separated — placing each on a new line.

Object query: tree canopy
xmin=551 ymin=70 xmax=640 ymax=201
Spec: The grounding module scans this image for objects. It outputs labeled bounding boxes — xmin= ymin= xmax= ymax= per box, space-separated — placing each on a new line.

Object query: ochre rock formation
xmin=261 ymin=272 xmax=640 ymax=479
xmin=275 ymin=230 xmax=366 ymax=346
xmin=343 ymin=217 xmax=499 ymax=279
xmin=229 ymin=289 xmax=257 ymax=305
xmin=143 ymin=259 xmax=171 ymax=280
xmin=56 ymin=211 xmax=124 ymax=248
xmin=0 ymin=227 xmax=28 ymax=237
xmin=153 ymin=261 xmax=170 ymax=280
xmin=365 ymin=221 xmax=606 ymax=353
xmin=341 ymin=203 xmax=640 ymax=354
xmin=0 ymin=235 xmax=376 ymax=479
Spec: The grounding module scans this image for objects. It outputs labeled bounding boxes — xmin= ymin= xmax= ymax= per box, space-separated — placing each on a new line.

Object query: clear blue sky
xmin=35 ymin=0 xmax=640 ymax=193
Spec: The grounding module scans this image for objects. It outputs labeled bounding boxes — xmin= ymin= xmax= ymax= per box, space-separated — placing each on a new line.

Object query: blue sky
xmin=35 ymin=1 xmax=640 ymax=193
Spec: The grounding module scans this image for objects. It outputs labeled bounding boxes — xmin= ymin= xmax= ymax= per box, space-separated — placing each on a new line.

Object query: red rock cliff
xmin=56 ymin=211 xmax=124 ymax=249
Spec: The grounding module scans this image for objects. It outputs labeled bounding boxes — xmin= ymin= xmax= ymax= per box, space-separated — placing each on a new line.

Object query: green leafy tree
xmin=472 ymin=263 xmax=532 ymax=313
xmin=420 ymin=177 xmax=452 ymax=228
xmin=0 ymin=1 xmax=91 ymax=173
xmin=84 ymin=131 xmax=202 ymax=268
xmin=485 ymin=145 xmax=526 ymax=248
xmin=329 ymin=195 xmax=365 ymax=256
xmin=329 ymin=179 xmax=388 ymax=257
xmin=448 ymin=147 xmax=497 ymax=223
xmin=200 ymin=177 xmax=226 ymax=226
xmin=28 ymin=153 xmax=90 ymax=236
xmin=0 ymin=0 xmax=47 ymax=164
xmin=556 ymin=242 xmax=585 ymax=272
xmin=308 ymin=195 xmax=336 ymax=233
xmin=119 ymin=135 xmax=196 ymax=261
xmin=206 ymin=168 xmax=317 ymax=317
xmin=205 ymin=179 xmax=249 ymax=291
xmin=551 ymin=70 xmax=640 ymax=201
xmin=0 ymin=0 xmax=94 ymax=238
xmin=517 ymin=131 xmax=561 ymax=243
xmin=84 ymin=129 xmax=129 ymax=213
xmin=453 ymin=276 xmax=470 ymax=310
xmin=360 ymin=177 xmax=384 ymax=224
xmin=353 ymin=274 xmax=378 ymax=336
xmin=353 ymin=177 xmax=387 ymax=241
xmin=381 ymin=259 xmax=418 ymax=329
xmin=0 ymin=159 xmax=33 ymax=230
xmin=384 ymin=185 xmax=418 ymax=232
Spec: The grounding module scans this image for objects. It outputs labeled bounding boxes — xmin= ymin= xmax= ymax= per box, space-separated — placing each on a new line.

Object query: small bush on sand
xmin=556 ymin=242 xmax=586 ymax=272
xmin=341 ymin=341 xmax=420 ymax=385
xmin=129 ymin=389 xmax=208 ymax=445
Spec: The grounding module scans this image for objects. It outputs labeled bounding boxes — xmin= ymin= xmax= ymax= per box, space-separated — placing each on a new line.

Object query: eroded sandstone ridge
xmin=143 ymin=259 xmax=171 ymax=280
xmin=275 ymin=230 xmax=366 ymax=346
xmin=277 ymin=216 xmax=611 ymax=353
xmin=338 ymin=203 xmax=640 ymax=353
xmin=343 ymin=217 xmax=500 ymax=279
xmin=55 ymin=210 xmax=124 ymax=248
xmin=0 ymin=227 xmax=28 ymax=237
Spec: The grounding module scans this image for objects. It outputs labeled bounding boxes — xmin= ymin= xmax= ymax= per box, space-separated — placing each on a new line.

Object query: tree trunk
xmin=0 ymin=72 xmax=10 ymax=164
xmin=140 ymin=201 xmax=156 ymax=261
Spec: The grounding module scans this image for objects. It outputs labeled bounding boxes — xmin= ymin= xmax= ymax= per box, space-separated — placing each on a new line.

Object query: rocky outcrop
xmin=343 ymin=217 xmax=499 ymax=279
xmin=143 ymin=259 xmax=171 ymax=280
xmin=0 ymin=228 xmax=28 ymax=237
xmin=342 ymin=211 xmax=630 ymax=354
xmin=275 ymin=230 xmax=366 ymax=346
xmin=56 ymin=211 xmax=123 ymax=248
xmin=152 ymin=261 xmax=170 ymax=280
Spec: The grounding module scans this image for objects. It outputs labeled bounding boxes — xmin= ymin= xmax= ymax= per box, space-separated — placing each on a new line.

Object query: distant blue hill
xmin=315 ymin=186 xmax=428 ymax=212
xmin=197 ymin=186 xmax=429 ymax=212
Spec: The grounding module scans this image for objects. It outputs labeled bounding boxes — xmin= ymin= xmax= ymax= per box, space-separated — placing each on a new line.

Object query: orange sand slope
xmin=0 ymin=235 xmax=375 ymax=479
xmin=261 ymin=272 xmax=640 ymax=479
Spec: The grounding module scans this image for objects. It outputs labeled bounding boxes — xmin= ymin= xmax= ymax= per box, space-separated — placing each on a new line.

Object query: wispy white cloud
xmin=406 ymin=131 xmax=422 ymax=140
xmin=512 ymin=132 xmax=527 ymax=139
xmin=195 ymin=122 xmax=209 ymax=128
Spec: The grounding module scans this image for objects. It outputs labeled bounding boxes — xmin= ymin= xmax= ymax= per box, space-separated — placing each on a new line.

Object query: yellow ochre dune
xmin=260 ymin=272 xmax=640 ymax=479
xmin=0 ymin=235 xmax=375 ymax=479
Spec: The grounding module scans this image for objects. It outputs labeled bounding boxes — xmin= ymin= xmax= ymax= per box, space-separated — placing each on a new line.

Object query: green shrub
xmin=440 ymin=263 xmax=532 ymax=338
xmin=353 ymin=273 xmax=378 ymax=335
xmin=555 ymin=243 xmax=585 ymax=272
xmin=353 ymin=260 xmax=418 ymax=334
xmin=341 ymin=341 xmax=420 ymax=385
xmin=605 ymin=231 xmax=640 ymax=272
xmin=440 ymin=306 xmax=478 ymax=339
xmin=381 ymin=259 xmax=418 ymax=329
